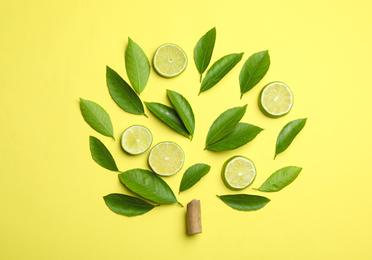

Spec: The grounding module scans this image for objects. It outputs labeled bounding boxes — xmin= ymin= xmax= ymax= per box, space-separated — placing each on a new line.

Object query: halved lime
xmin=222 ymin=156 xmax=256 ymax=190
xmin=259 ymin=81 xmax=293 ymax=118
xmin=153 ymin=43 xmax=188 ymax=78
xmin=121 ymin=125 xmax=152 ymax=155
xmin=148 ymin=141 xmax=184 ymax=176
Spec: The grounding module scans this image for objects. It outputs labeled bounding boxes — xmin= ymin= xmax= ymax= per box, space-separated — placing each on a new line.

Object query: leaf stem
xmin=199 ymin=74 xmax=202 ymax=83
xmin=177 ymin=201 xmax=184 ymax=207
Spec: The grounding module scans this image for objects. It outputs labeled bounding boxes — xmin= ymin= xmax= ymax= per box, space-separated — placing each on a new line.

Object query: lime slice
xmin=222 ymin=156 xmax=256 ymax=190
xmin=259 ymin=81 xmax=293 ymax=118
xmin=121 ymin=125 xmax=152 ymax=155
xmin=148 ymin=141 xmax=184 ymax=176
xmin=153 ymin=43 xmax=188 ymax=78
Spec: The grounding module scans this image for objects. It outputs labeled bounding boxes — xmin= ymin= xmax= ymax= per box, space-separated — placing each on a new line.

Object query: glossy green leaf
xmin=125 ymin=37 xmax=150 ymax=94
xmin=217 ymin=194 xmax=270 ymax=211
xmin=194 ymin=27 xmax=216 ymax=82
xmin=179 ymin=163 xmax=211 ymax=193
xmin=89 ymin=136 xmax=118 ymax=171
xmin=145 ymin=102 xmax=190 ymax=138
xmin=257 ymin=166 xmax=302 ymax=192
xmin=167 ymin=90 xmax=195 ymax=139
xmin=275 ymin=118 xmax=307 ymax=159
xmin=119 ymin=169 xmax=179 ymax=204
xmin=106 ymin=66 xmax=146 ymax=116
xmin=199 ymin=52 xmax=244 ymax=94
xmin=239 ymin=50 xmax=270 ymax=98
xmin=205 ymin=105 xmax=247 ymax=147
xmin=103 ymin=193 xmax=155 ymax=217
xmin=206 ymin=123 xmax=263 ymax=151
xmin=80 ymin=98 xmax=115 ymax=139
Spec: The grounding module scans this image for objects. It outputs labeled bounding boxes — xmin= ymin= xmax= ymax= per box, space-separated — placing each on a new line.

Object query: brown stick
xmin=186 ymin=199 xmax=202 ymax=235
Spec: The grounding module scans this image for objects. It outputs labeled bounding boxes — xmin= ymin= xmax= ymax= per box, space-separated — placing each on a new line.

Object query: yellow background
xmin=1 ymin=0 xmax=371 ymax=259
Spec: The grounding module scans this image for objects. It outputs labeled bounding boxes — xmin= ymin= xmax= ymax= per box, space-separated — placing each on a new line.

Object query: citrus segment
xmin=259 ymin=81 xmax=293 ymax=117
xmin=222 ymin=156 xmax=256 ymax=190
xmin=153 ymin=43 xmax=187 ymax=78
xmin=148 ymin=142 xmax=184 ymax=176
xmin=121 ymin=125 xmax=152 ymax=155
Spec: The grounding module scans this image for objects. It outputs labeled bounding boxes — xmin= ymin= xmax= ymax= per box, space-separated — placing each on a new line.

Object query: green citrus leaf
xmin=89 ymin=136 xmax=118 ymax=171
xmin=103 ymin=193 xmax=155 ymax=217
xmin=194 ymin=27 xmax=216 ymax=82
xmin=257 ymin=166 xmax=302 ymax=192
xmin=217 ymin=194 xmax=270 ymax=211
xmin=179 ymin=163 xmax=211 ymax=193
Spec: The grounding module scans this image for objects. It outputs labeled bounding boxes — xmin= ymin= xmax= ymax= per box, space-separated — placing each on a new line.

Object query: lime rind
xmin=121 ymin=125 xmax=153 ymax=155
xmin=153 ymin=43 xmax=188 ymax=78
xmin=222 ymin=156 xmax=256 ymax=190
xmin=148 ymin=141 xmax=185 ymax=176
xmin=259 ymin=81 xmax=293 ymax=118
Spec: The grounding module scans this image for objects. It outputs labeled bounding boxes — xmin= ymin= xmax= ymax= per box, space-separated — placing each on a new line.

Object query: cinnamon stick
xmin=186 ymin=199 xmax=202 ymax=235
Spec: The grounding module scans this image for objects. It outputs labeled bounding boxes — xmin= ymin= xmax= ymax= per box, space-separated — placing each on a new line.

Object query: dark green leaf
xmin=125 ymin=37 xmax=150 ymax=94
xmin=205 ymin=105 xmax=247 ymax=147
xmin=217 ymin=194 xmax=270 ymax=211
xmin=89 ymin=136 xmax=118 ymax=171
xmin=206 ymin=123 xmax=263 ymax=151
xmin=167 ymin=90 xmax=195 ymax=139
xmin=179 ymin=163 xmax=211 ymax=193
xmin=145 ymin=102 xmax=190 ymax=138
xmin=80 ymin=98 xmax=115 ymax=139
xmin=106 ymin=66 xmax=146 ymax=116
xmin=257 ymin=166 xmax=302 ymax=192
xmin=275 ymin=118 xmax=307 ymax=159
xmin=199 ymin=52 xmax=244 ymax=94
xmin=239 ymin=50 xmax=270 ymax=98
xmin=119 ymin=169 xmax=178 ymax=204
xmin=194 ymin=27 xmax=216 ymax=82
xmin=103 ymin=193 xmax=155 ymax=217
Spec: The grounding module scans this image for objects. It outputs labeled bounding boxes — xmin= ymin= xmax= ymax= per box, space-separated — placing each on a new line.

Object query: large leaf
xmin=103 ymin=193 xmax=155 ymax=217
xmin=167 ymin=90 xmax=195 ymax=139
xmin=206 ymin=123 xmax=263 ymax=151
xmin=80 ymin=98 xmax=115 ymax=139
xmin=179 ymin=163 xmax=211 ymax=193
xmin=194 ymin=27 xmax=216 ymax=82
xmin=217 ymin=194 xmax=270 ymax=211
xmin=125 ymin=37 xmax=150 ymax=94
xmin=205 ymin=105 xmax=247 ymax=147
xmin=119 ymin=169 xmax=179 ymax=205
xmin=106 ymin=66 xmax=146 ymax=116
xmin=89 ymin=136 xmax=118 ymax=171
xmin=145 ymin=102 xmax=190 ymax=138
xmin=239 ymin=50 xmax=270 ymax=98
xmin=275 ymin=118 xmax=307 ymax=159
xmin=257 ymin=166 xmax=302 ymax=192
xmin=199 ymin=52 xmax=244 ymax=94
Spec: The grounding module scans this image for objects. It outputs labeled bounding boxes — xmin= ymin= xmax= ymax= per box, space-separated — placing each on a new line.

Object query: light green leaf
xmin=199 ymin=52 xmax=244 ymax=94
xmin=79 ymin=98 xmax=115 ymax=139
xmin=89 ymin=136 xmax=118 ymax=171
xmin=106 ymin=66 xmax=146 ymax=116
xmin=194 ymin=27 xmax=216 ymax=82
xmin=206 ymin=123 xmax=263 ymax=151
xmin=257 ymin=166 xmax=302 ymax=192
xmin=125 ymin=37 xmax=150 ymax=94
xmin=179 ymin=163 xmax=210 ymax=193
xmin=239 ymin=50 xmax=270 ymax=98
xmin=103 ymin=193 xmax=155 ymax=217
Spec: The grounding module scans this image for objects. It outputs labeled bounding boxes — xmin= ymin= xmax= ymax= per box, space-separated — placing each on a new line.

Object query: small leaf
xmin=80 ymin=98 xmax=115 ymax=139
xmin=206 ymin=123 xmax=263 ymax=151
xmin=125 ymin=37 xmax=150 ymax=94
xmin=205 ymin=105 xmax=247 ymax=147
xmin=194 ymin=27 xmax=216 ymax=82
xmin=167 ymin=90 xmax=195 ymax=139
xmin=239 ymin=50 xmax=270 ymax=98
xmin=106 ymin=66 xmax=146 ymax=116
xmin=103 ymin=193 xmax=155 ymax=217
xmin=217 ymin=194 xmax=270 ymax=211
xmin=145 ymin=102 xmax=190 ymax=138
xmin=199 ymin=52 xmax=244 ymax=94
xmin=179 ymin=163 xmax=211 ymax=193
xmin=275 ymin=118 xmax=307 ymax=159
xmin=119 ymin=169 xmax=179 ymax=204
xmin=89 ymin=136 xmax=118 ymax=171
xmin=257 ymin=166 xmax=302 ymax=192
